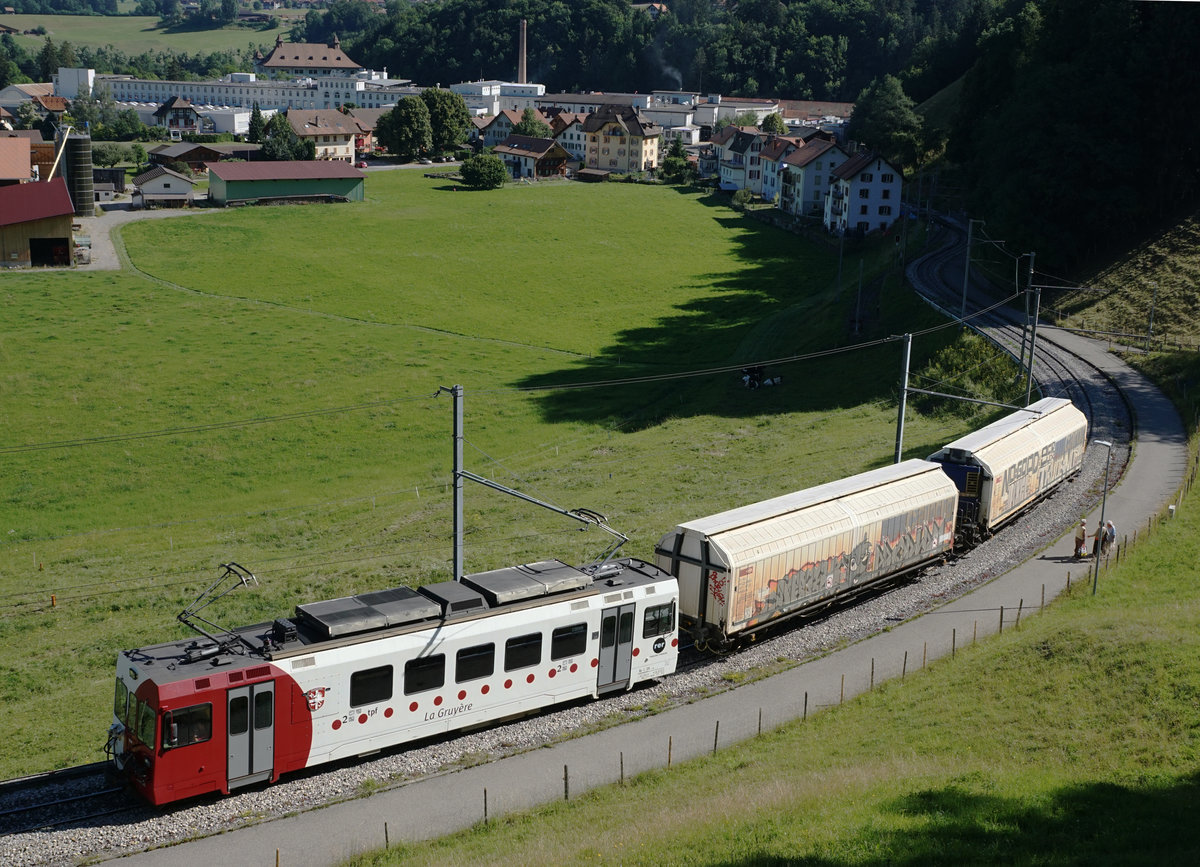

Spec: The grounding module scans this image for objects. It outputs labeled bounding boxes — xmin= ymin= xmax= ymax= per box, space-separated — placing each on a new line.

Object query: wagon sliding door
xmin=227 ymin=682 xmax=275 ymax=789
xmin=597 ymin=603 xmax=636 ymax=694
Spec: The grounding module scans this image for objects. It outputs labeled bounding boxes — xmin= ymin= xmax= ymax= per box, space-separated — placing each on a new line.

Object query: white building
xmin=824 ymin=151 xmax=902 ymax=236
xmin=780 ymin=138 xmax=848 ymax=219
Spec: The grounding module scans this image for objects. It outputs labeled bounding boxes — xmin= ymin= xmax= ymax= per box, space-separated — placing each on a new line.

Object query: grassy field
xmin=5 ymin=13 xmax=290 ymax=56
xmin=0 ymin=171 xmax=1020 ymax=778
xmin=347 ymin=443 xmax=1200 ymax=866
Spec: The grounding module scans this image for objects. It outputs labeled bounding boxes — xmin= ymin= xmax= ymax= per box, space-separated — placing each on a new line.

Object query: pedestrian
xmin=1103 ymin=520 xmax=1116 ymax=556
xmin=1092 ymin=522 xmax=1105 ymax=559
xmin=1074 ymin=520 xmax=1087 ymax=559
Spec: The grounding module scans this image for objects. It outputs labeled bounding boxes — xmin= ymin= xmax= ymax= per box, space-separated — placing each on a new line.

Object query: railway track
xmin=0 ymin=763 xmax=142 ymax=838
xmin=0 ymin=220 xmax=1138 ymax=867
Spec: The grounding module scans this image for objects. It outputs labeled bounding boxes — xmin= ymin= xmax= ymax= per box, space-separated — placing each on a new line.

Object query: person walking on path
xmin=1092 ymin=522 xmax=1106 ymax=559
xmin=1074 ymin=520 xmax=1088 ymax=559
xmin=1103 ymin=520 xmax=1117 ymax=556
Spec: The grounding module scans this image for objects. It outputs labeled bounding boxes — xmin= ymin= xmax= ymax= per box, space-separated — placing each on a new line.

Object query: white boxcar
xmin=654 ymin=460 xmax=958 ymax=647
xmin=926 ymin=397 xmax=1087 ymax=541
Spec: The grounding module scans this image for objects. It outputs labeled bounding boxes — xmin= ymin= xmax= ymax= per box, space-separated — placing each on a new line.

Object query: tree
xmin=660 ymin=136 xmax=696 ymax=184
xmin=419 ymin=88 xmax=470 ymax=153
xmin=376 ymin=96 xmax=432 ymax=160
xmin=219 ymin=0 xmax=238 ymax=24
xmin=460 ymin=153 xmax=507 ymax=189
xmin=15 ymin=100 xmax=39 ymax=130
xmin=130 ymin=142 xmax=147 ymax=171
xmin=261 ymin=111 xmax=313 ymax=161
xmin=761 ymin=112 xmax=787 ymax=135
xmin=847 ymin=75 xmax=923 ymax=170
xmin=91 ymin=142 xmax=130 ymax=168
xmin=511 ymin=107 xmax=552 ymax=139
xmin=247 ymin=102 xmax=265 ymax=144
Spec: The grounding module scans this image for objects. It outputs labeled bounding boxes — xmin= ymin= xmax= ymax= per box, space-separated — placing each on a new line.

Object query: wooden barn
xmin=207 ymin=161 xmax=364 ymax=207
xmin=0 ymin=178 xmax=75 ymax=267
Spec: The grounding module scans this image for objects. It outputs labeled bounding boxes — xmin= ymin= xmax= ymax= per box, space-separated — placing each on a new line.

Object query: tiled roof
xmin=495 ymin=135 xmax=561 ymax=158
xmin=3 ymin=129 xmax=44 ymax=143
xmin=759 ymin=137 xmax=799 ymax=162
xmin=346 ymin=107 xmax=391 ymax=130
xmin=261 ymin=38 xmax=362 ymax=71
xmin=776 ymin=99 xmax=855 ymax=120
xmin=0 ymin=136 xmax=30 ymax=180
xmin=207 ymin=161 xmax=364 ymax=181
xmin=0 ymin=177 xmax=74 ymax=228
xmin=580 ymin=104 xmax=663 ymax=137
xmin=133 ymin=166 xmax=197 ymax=187
xmin=781 ymin=138 xmax=836 ymax=168
xmin=832 ymin=151 xmax=884 ymax=180
xmin=34 ymin=94 xmax=69 ymax=112
xmin=287 ymin=108 xmax=363 ymax=137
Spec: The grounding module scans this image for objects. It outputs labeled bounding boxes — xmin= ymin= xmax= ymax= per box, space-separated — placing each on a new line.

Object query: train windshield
xmin=113 ymin=678 xmax=130 ymax=727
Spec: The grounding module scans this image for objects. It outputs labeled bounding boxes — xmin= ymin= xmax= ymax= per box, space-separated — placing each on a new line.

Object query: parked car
xmin=418 ymin=158 xmax=433 ymax=165
xmin=357 ymin=161 xmax=368 ymax=168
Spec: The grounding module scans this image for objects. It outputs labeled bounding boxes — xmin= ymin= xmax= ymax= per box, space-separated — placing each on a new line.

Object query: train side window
xmin=642 ymin=602 xmax=675 ymax=638
xmin=163 ymin=703 xmax=212 ymax=749
xmin=404 ymin=655 xmax=445 ymax=695
xmin=114 ymin=679 xmax=130 ymax=726
xmin=456 ymin=643 xmax=494 ymax=682
xmin=229 ymin=695 xmax=249 ymax=736
xmin=550 ymin=623 xmax=587 ymax=660
xmin=136 ymin=699 xmax=156 ymax=748
xmin=351 ymin=665 xmax=394 ymax=706
xmin=254 ymin=691 xmax=273 ymax=730
xmin=618 ymin=611 xmax=634 ymax=644
xmin=504 ymin=632 xmax=542 ymax=671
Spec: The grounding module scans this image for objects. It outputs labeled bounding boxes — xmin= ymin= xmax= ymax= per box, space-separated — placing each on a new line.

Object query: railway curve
xmin=1 ymin=224 xmax=1185 ymax=867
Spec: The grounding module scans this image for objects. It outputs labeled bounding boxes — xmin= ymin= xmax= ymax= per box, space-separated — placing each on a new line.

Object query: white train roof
xmin=927 ymin=398 xmax=1087 ymax=475
xmin=668 ymin=459 xmax=948 ymax=539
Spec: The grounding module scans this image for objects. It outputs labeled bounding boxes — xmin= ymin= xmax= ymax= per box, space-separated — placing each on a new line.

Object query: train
xmin=108 ymin=397 xmax=1087 ymax=804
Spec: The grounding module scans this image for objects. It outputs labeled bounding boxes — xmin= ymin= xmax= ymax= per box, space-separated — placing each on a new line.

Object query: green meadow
xmin=5 ymin=13 xmax=291 ymax=57
xmin=0 ymin=170 xmax=1008 ymax=777
xmin=350 ymin=479 xmax=1200 ymax=866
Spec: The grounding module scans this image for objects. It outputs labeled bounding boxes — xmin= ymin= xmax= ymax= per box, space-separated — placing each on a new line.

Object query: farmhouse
xmin=0 ymin=177 xmax=74 ymax=267
xmin=207 ymin=160 xmax=364 ymax=206
xmin=132 ymin=166 xmax=198 ymax=208
xmin=286 ymin=108 xmax=361 ymax=161
xmin=494 ymin=135 xmax=571 ymax=179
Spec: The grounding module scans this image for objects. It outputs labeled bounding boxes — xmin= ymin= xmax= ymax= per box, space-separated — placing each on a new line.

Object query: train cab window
xmin=254 ymin=691 xmax=273 ymax=730
xmin=456 ymin=643 xmax=494 ymax=682
xmin=162 ymin=703 xmax=212 ymax=749
xmin=643 ymin=602 xmax=675 ymax=638
xmin=504 ymin=632 xmax=542 ymax=671
xmin=403 ymin=655 xmax=445 ymax=695
xmin=114 ymin=679 xmax=130 ymax=726
xmin=550 ymin=623 xmax=587 ymax=660
xmin=351 ymin=665 xmax=394 ymax=706
xmin=136 ymin=699 xmax=156 ymax=748
xmin=229 ymin=696 xmax=249 ymax=736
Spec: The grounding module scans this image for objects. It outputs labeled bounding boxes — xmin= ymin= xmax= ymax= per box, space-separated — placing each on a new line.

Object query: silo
xmin=64 ymin=133 xmax=95 ymax=217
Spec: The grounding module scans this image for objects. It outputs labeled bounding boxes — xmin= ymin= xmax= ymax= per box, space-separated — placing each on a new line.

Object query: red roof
xmin=207 ymin=161 xmax=364 ymax=182
xmin=0 ymin=178 xmax=74 ymax=228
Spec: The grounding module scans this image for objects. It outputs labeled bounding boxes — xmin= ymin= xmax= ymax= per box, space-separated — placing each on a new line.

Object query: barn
xmin=207 ymin=161 xmax=364 ymax=207
xmin=0 ymin=178 xmax=75 ymax=267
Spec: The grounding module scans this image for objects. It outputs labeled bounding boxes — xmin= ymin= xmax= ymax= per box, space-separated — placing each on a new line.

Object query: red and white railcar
xmin=110 ymin=558 xmax=678 ymax=805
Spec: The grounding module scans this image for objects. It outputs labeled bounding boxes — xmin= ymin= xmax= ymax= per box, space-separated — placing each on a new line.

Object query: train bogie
xmin=111 ymin=558 xmax=678 ymax=805
xmin=927 ymin=397 xmax=1087 ymax=541
xmin=655 ymin=460 xmax=958 ymax=647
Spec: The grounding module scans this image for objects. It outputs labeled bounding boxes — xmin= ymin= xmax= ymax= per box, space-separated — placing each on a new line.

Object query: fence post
xmin=902 ymin=650 xmax=908 ymax=680
xmin=952 ymin=628 xmax=956 ymax=657
xmin=999 ymin=606 xmax=1004 ymax=634
xmin=1016 ymin=599 xmax=1023 ymax=628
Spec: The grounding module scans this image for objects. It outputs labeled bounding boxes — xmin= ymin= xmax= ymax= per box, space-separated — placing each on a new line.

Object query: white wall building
xmin=824 ymin=151 xmax=902 ymax=236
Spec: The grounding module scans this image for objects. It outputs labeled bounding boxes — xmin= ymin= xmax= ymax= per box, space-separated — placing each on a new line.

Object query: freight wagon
xmin=927 ymin=397 xmax=1088 ymax=545
xmin=654 ymin=460 xmax=959 ymax=649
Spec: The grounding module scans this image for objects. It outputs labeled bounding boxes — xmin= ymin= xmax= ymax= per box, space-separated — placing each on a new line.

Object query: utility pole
xmin=1024 ymin=253 xmax=1039 ymax=406
xmin=894 ymin=333 xmax=912 ymax=464
xmin=961 ymin=218 xmax=982 ymax=324
xmin=855 ymin=259 xmax=864 ymax=333
xmin=449 ymin=384 xmax=464 ymax=580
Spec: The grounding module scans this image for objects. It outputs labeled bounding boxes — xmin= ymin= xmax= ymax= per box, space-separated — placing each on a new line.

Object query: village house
xmin=824 ymin=151 xmax=902 ymax=236
xmin=779 ymin=138 xmax=848 ymax=219
xmin=132 ymin=166 xmax=198 ymax=208
xmin=153 ymin=96 xmax=204 ymax=138
xmin=494 ymin=135 xmax=571 ymax=179
xmin=711 ymin=125 xmax=761 ymax=193
xmin=758 ymin=136 xmax=800 ymax=204
xmin=580 ymin=104 xmax=662 ymax=174
xmin=548 ymin=111 xmax=589 ymax=161
xmin=286 ymin=108 xmax=361 ymax=161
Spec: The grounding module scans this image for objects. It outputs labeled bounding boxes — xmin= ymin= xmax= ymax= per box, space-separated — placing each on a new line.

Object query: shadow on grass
xmin=515 ymin=188 xmax=923 ymax=430
xmin=724 ymin=773 xmax=1200 ymax=865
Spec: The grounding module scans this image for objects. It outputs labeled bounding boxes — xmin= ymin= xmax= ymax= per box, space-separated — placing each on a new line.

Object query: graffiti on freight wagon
xmin=992 ymin=428 xmax=1086 ymax=519
xmin=739 ymin=508 xmax=954 ymax=628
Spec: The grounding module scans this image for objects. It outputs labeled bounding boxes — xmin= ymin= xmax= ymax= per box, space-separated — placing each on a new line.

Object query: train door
xmin=226 ymin=682 xmax=275 ymax=789
xmin=597 ymin=603 xmax=635 ymax=694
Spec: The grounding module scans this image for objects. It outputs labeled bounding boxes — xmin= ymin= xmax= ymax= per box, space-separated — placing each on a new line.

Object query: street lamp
xmin=1093 ymin=439 xmax=1113 ymax=595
